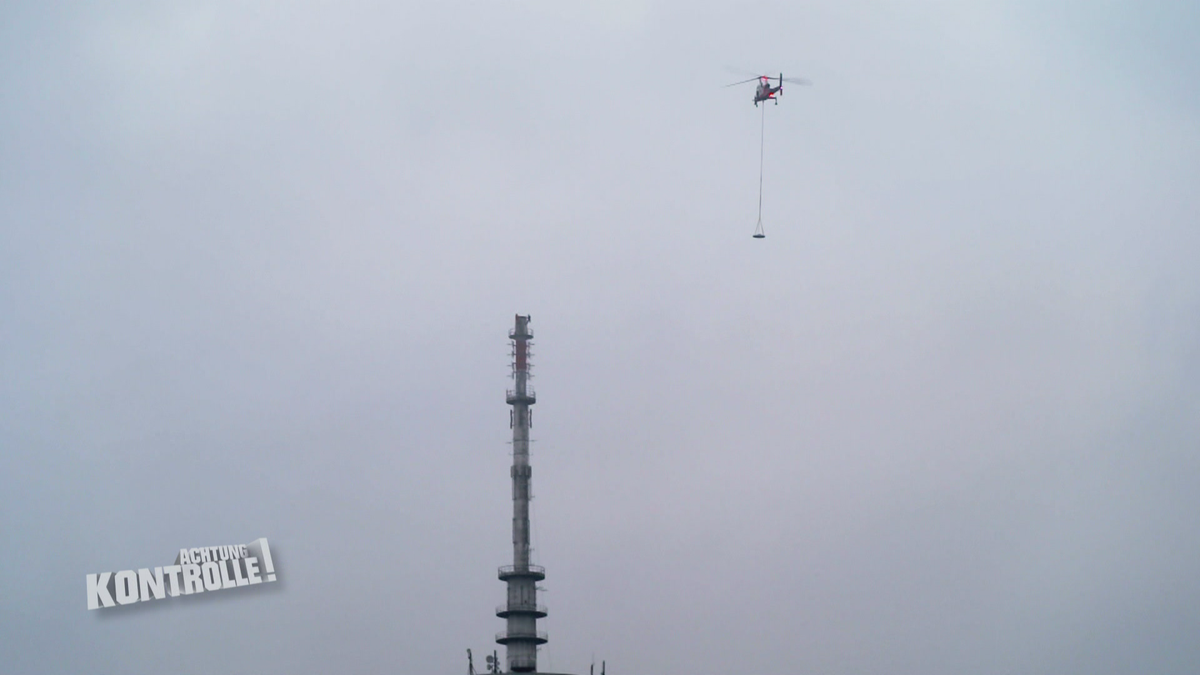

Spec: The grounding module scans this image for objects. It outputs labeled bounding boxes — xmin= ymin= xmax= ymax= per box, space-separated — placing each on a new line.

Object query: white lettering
xmin=231 ymin=557 xmax=248 ymax=586
xmin=245 ymin=556 xmax=262 ymax=584
xmin=138 ymin=567 xmax=166 ymax=601
xmin=162 ymin=565 xmax=183 ymax=596
xmin=200 ymin=562 xmax=221 ymax=591
xmin=114 ymin=570 xmax=138 ymax=605
xmin=87 ymin=573 xmax=115 ymax=610
xmin=182 ymin=564 xmax=204 ymax=594
xmin=218 ymin=559 xmax=236 ymax=589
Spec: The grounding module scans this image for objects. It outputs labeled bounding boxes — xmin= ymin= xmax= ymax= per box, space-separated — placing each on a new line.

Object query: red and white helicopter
xmin=725 ymin=73 xmax=812 ymax=106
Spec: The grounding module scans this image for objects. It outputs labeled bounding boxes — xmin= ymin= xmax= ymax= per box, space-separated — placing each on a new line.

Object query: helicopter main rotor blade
xmin=779 ymin=77 xmax=813 ymax=85
xmin=723 ymin=77 xmax=763 ymax=87
xmin=724 ymin=66 xmax=767 ymax=77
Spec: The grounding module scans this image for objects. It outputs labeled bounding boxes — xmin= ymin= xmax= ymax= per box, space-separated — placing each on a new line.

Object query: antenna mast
xmin=497 ymin=315 xmax=547 ymax=673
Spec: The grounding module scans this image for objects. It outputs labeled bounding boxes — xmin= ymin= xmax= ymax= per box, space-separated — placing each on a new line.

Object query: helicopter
xmin=725 ymin=73 xmax=812 ymax=106
xmin=725 ymin=71 xmax=815 ymax=240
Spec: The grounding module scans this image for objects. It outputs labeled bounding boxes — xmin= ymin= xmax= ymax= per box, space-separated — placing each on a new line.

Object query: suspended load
xmin=723 ymin=72 xmax=812 ymax=239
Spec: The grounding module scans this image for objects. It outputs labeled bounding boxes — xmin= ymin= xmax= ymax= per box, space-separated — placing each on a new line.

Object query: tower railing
xmin=498 ymin=564 xmax=544 ymax=574
xmin=497 ymin=564 xmax=545 ymax=581
xmin=506 ymin=388 xmax=536 ymax=403
xmin=495 ymin=630 xmax=549 ymax=643
xmin=496 ymin=603 xmax=548 ymax=617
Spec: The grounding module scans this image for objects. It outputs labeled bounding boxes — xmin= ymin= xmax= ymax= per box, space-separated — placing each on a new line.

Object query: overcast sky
xmin=2 ymin=2 xmax=1199 ymax=674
